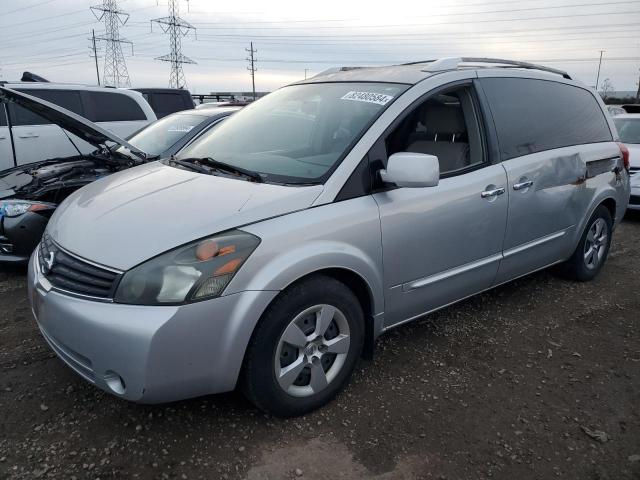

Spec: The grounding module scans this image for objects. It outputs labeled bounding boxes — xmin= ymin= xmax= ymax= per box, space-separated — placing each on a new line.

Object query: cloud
xmin=1 ymin=0 xmax=638 ymax=92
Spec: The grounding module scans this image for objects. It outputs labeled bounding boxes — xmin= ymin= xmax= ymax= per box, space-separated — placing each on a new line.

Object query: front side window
xmin=480 ymin=78 xmax=612 ymax=160
xmin=177 ymin=82 xmax=408 ymax=184
xmin=614 ymin=118 xmax=640 ymax=144
xmin=385 ymin=86 xmax=485 ymax=176
xmin=124 ymin=113 xmax=208 ymax=156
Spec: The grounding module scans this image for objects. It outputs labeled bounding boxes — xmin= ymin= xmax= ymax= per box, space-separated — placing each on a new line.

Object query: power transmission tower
xmin=152 ymin=0 xmax=196 ymax=89
xmin=91 ymin=0 xmax=132 ymax=87
xmin=246 ymin=42 xmax=257 ymax=100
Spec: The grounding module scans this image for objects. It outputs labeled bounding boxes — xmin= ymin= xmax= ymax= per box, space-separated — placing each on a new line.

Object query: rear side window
xmin=11 ymin=89 xmax=84 ymax=126
xmin=151 ymin=93 xmax=190 ymax=117
xmin=84 ymin=91 xmax=146 ymax=122
xmin=480 ymin=78 xmax=612 ymax=160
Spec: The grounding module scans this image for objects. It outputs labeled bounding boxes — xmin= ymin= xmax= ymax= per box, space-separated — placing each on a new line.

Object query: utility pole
xmin=636 ymin=67 xmax=640 ymax=101
xmin=595 ymin=50 xmax=604 ymax=91
xmin=91 ymin=0 xmax=132 ymax=87
xmin=90 ymin=29 xmax=101 ymax=86
xmin=151 ymin=0 xmax=196 ymax=89
xmin=304 ymin=68 xmax=308 ymax=80
xmin=246 ymin=42 xmax=257 ymax=100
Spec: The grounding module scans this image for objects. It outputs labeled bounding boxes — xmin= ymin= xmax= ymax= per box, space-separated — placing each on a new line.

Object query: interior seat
xmin=406 ymin=104 xmax=470 ymax=173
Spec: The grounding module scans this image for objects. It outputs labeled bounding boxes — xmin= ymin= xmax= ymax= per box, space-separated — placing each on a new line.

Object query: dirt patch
xmin=1 ymin=215 xmax=639 ymax=479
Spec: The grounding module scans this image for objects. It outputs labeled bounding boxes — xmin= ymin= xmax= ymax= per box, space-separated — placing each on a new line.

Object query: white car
xmin=0 ymin=83 xmax=156 ymax=170
xmin=613 ymin=114 xmax=640 ymax=209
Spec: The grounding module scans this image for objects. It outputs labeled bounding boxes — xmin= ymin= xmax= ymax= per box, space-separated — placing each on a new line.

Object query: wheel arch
xmin=279 ymin=267 xmax=379 ymax=358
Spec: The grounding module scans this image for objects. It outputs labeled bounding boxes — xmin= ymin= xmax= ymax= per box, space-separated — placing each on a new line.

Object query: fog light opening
xmin=104 ymin=371 xmax=126 ymax=395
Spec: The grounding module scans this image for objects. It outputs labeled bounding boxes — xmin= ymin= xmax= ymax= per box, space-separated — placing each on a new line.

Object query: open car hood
xmin=0 ymin=87 xmax=147 ymax=159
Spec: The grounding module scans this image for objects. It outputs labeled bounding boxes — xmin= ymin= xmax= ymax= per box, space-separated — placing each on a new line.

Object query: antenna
xmin=91 ymin=0 xmax=132 ymax=87
xmin=151 ymin=0 xmax=196 ymax=89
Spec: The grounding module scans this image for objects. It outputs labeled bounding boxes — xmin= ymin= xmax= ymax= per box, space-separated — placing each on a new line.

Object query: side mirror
xmin=379 ymin=152 xmax=440 ymax=188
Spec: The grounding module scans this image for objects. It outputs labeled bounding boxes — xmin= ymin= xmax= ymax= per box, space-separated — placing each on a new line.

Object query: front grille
xmin=630 ymin=195 xmax=640 ymax=206
xmin=38 ymin=235 xmax=121 ymax=299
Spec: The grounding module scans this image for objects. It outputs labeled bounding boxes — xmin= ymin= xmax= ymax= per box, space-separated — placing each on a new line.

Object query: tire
xmin=558 ymin=205 xmax=613 ymax=282
xmin=241 ymin=275 xmax=364 ymax=417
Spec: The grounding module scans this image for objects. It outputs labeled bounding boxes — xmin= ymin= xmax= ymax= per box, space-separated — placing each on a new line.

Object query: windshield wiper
xmin=178 ymin=157 xmax=264 ymax=183
xmin=169 ymin=158 xmax=211 ymax=175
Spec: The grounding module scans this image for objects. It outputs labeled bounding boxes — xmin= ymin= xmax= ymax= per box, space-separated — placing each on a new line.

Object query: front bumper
xmin=28 ymin=252 xmax=278 ymax=403
xmin=0 ymin=211 xmax=48 ymax=263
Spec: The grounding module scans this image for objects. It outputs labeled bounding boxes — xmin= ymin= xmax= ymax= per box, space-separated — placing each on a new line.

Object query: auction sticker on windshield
xmin=340 ymin=91 xmax=394 ymax=106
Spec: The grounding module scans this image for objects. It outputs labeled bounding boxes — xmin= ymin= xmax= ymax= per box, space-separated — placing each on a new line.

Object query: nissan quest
xmin=28 ymin=58 xmax=631 ymax=417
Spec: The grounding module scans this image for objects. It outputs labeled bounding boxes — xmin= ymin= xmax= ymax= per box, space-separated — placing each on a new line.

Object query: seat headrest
xmin=422 ymin=104 xmax=466 ymax=135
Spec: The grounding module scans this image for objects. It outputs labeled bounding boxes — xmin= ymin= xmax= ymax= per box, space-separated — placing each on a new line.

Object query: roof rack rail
xmin=421 ymin=57 xmax=571 ymax=80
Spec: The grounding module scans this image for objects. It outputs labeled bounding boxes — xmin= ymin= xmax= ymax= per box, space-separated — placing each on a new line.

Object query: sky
xmin=1 ymin=0 xmax=639 ymax=94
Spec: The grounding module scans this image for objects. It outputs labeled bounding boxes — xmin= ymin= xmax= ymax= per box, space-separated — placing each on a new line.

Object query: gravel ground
xmin=1 ymin=214 xmax=639 ymax=480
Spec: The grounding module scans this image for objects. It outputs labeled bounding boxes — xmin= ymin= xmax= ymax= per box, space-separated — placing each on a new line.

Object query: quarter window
xmin=84 ymin=91 xmax=146 ymax=122
xmin=480 ymin=78 xmax=612 ymax=160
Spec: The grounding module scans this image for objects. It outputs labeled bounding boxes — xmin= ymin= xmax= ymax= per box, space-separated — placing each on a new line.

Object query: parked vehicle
xmin=0 ymin=87 xmax=237 ymax=263
xmin=0 ymin=82 xmax=156 ymax=169
xmin=28 ymin=58 xmax=630 ymax=417
xmin=131 ymin=88 xmax=195 ymax=118
xmin=613 ymin=113 xmax=640 ymax=209
xmin=607 ymin=105 xmax=627 ymax=116
xmin=196 ymin=100 xmax=252 ymax=110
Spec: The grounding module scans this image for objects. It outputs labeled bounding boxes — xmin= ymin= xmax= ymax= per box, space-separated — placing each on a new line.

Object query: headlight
xmin=0 ymin=201 xmax=56 ymax=218
xmin=114 ymin=230 xmax=260 ymax=305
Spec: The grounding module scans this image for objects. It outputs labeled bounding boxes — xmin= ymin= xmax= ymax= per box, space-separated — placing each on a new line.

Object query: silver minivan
xmin=28 ymin=58 xmax=631 ymax=416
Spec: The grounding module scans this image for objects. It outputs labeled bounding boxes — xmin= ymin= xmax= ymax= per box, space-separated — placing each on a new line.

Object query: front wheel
xmin=558 ymin=205 xmax=613 ymax=281
xmin=241 ymin=275 xmax=364 ymax=417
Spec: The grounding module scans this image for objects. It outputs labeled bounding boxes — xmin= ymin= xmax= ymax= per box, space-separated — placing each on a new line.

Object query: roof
xmin=299 ymin=57 xmax=572 ymax=86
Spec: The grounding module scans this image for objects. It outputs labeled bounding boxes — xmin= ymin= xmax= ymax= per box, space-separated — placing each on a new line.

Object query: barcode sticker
xmin=340 ymin=91 xmax=394 ymax=105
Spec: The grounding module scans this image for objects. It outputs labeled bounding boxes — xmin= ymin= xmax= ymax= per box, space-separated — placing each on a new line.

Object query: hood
xmin=0 ymin=87 xmax=146 ymax=159
xmin=47 ymin=162 xmax=324 ymax=270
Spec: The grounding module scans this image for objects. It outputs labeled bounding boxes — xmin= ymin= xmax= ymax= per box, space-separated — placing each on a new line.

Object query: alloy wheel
xmin=583 ymin=218 xmax=608 ymax=270
xmin=274 ymin=304 xmax=351 ymax=397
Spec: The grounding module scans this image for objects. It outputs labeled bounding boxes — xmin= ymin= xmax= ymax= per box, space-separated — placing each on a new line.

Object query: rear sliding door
xmin=478 ymin=76 xmax=615 ymax=283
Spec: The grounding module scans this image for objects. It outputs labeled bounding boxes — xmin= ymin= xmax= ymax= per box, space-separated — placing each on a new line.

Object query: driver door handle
xmin=18 ymin=133 xmax=39 ymax=139
xmin=513 ymin=180 xmax=534 ymax=190
xmin=481 ymin=187 xmax=505 ymax=198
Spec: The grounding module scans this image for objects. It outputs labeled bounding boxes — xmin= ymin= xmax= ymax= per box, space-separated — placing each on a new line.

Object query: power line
xmin=91 ymin=0 xmax=132 ymax=87
xmin=2 ymin=0 xmax=58 ymax=16
xmin=152 ymin=0 xmax=196 ymax=88
xmin=191 ymin=1 xmax=640 ymax=30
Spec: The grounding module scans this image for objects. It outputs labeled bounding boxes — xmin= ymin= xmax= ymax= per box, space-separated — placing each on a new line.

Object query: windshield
xmin=614 ymin=118 xmax=640 ymax=144
xmin=177 ymin=82 xmax=408 ymax=183
xmin=122 ymin=113 xmax=209 ymax=156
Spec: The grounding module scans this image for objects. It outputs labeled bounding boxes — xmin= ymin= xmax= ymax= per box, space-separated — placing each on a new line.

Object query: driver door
xmin=372 ymin=84 xmax=508 ymax=327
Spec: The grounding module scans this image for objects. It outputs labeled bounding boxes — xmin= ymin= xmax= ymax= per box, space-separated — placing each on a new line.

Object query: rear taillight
xmin=618 ymin=142 xmax=630 ymax=171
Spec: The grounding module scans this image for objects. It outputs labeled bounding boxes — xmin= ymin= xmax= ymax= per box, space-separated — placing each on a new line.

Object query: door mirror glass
xmin=380 ymin=152 xmax=440 ymax=188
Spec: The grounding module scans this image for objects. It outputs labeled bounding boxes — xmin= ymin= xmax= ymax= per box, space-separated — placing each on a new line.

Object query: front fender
xmin=226 ymin=197 xmax=385 ymax=317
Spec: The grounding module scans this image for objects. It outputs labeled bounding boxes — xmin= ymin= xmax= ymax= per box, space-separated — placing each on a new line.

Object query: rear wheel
xmin=241 ymin=275 xmax=364 ymax=417
xmin=558 ymin=205 xmax=613 ymax=281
